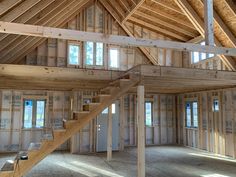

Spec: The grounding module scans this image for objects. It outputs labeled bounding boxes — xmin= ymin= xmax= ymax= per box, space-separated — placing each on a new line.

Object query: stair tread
xmin=28 ymin=142 xmax=41 ymax=151
xmin=110 ymin=79 xmax=130 ymax=84
xmin=97 ymin=94 xmax=110 ymax=97
xmin=1 ymin=160 xmax=14 ymax=171
xmin=53 ymin=128 xmax=66 ymax=132
xmin=73 ymin=111 xmax=90 ymax=114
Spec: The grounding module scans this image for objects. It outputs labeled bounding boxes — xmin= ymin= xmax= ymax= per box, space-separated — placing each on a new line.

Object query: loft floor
xmin=1 ymin=64 xmax=236 ymax=93
xmin=0 ymin=146 xmax=235 ymax=177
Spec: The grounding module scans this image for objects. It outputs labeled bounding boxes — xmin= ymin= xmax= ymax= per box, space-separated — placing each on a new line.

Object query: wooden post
xmin=204 ymin=0 xmax=214 ymax=46
xmin=107 ymin=104 xmax=112 ymax=161
xmin=137 ymin=85 xmax=145 ymax=177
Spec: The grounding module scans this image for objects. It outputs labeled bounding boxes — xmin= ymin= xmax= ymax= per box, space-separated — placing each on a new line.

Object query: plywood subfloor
xmin=0 ymin=146 xmax=236 ymax=177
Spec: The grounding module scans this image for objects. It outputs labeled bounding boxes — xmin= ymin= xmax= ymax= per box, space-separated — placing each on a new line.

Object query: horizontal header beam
xmin=0 ymin=21 xmax=236 ymax=56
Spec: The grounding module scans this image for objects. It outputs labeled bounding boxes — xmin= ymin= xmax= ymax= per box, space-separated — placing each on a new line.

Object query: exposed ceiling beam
xmin=100 ymin=0 xmax=159 ymax=65
xmin=122 ymin=0 xmax=145 ymax=23
xmin=175 ymin=0 xmax=236 ymax=71
xmin=0 ymin=21 xmax=236 ymax=57
xmin=0 ymin=0 xmax=23 ymax=16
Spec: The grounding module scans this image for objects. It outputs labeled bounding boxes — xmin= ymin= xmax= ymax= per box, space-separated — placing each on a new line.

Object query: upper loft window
xmin=68 ymin=43 xmax=80 ymax=65
xmin=192 ymin=41 xmax=215 ymax=63
xmin=109 ymin=47 xmax=119 ymax=68
xmin=85 ymin=42 xmax=103 ymax=66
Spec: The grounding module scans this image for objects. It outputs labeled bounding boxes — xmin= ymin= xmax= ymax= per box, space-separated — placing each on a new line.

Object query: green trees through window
xmin=86 ymin=41 xmax=103 ymax=66
xmin=145 ymin=102 xmax=152 ymax=126
xmin=109 ymin=48 xmax=119 ymax=68
xmin=23 ymin=99 xmax=46 ymax=129
xmin=185 ymin=101 xmax=198 ymax=128
xmin=68 ymin=44 xmax=80 ymax=65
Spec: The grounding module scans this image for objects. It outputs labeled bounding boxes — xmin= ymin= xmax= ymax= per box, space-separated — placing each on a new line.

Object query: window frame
xmin=84 ymin=41 xmax=104 ymax=67
xmin=22 ymin=96 xmax=48 ymax=129
xmin=191 ymin=41 xmax=215 ymax=64
xmin=185 ymin=100 xmax=198 ymax=129
xmin=212 ymin=97 xmax=220 ymax=112
xmin=145 ymin=101 xmax=153 ymax=127
xmin=102 ymin=103 xmax=116 ymax=114
xmin=108 ymin=46 xmax=120 ymax=69
xmin=67 ymin=41 xmax=81 ymax=67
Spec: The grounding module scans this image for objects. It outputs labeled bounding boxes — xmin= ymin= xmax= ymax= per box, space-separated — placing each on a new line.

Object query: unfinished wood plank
xmin=137 ymin=85 xmax=145 ymax=177
xmin=0 ymin=21 xmax=236 ymax=56
xmin=204 ymin=0 xmax=214 ymax=46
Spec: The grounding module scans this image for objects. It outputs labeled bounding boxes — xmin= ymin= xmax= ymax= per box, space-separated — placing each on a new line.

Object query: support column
xmin=204 ymin=0 xmax=214 ymax=46
xmin=107 ymin=104 xmax=112 ymax=161
xmin=137 ymin=85 xmax=145 ymax=177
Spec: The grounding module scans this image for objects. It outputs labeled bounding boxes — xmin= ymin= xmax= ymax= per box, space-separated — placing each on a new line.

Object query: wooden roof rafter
xmin=151 ymin=0 xmax=185 ymax=15
xmin=175 ymin=0 xmax=236 ymax=71
xmin=122 ymin=0 xmax=145 ymax=23
xmin=198 ymin=0 xmax=236 ymax=48
xmin=225 ymin=0 xmax=236 ymax=15
xmin=0 ymin=0 xmax=55 ymax=42
xmin=140 ymin=3 xmax=196 ymax=31
xmin=131 ymin=10 xmax=197 ymax=38
xmin=99 ymin=0 xmax=160 ymax=65
xmin=0 ymin=0 xmax=23 ymax=16
xmin=0 ymin=0 xmax=41 ymax=22
xmin=0 ymin=0 xmax=92 ymax=64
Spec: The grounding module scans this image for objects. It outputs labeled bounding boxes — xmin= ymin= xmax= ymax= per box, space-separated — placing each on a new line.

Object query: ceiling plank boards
xmin=0 ymin=0 xmax=23 ymax=16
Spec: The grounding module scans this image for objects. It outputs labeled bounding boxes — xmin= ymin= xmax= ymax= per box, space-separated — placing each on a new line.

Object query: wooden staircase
xmin=0 ymin=74 xmax=139 ymax=177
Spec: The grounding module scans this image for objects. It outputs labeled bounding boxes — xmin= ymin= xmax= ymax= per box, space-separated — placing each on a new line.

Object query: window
xmin=192 ymin=102 xmax=198 ymax=128
xmin=185 ymin=101 xmax=198 ymax=128
xmin=102 ymin=103 xmax=115 ymax=114
xmin=213 ymin=99 xmax=219 ymax=112
xmin=186 ymin=102 xmax=192 ymax=128
xmin=23 ymin=99 xmax=46 ymax=129
xmin=68 ymin=43 xmax=80 ymax=65
xmin=85 ymin=41 xmax=103 ymax=66
xmin=145 ymin=102 xmax=152 ymax=126
xmin=109 ymin=48 xmax=119 ymax=68
xmin=191 ymin=41 xmax=215 ymax=63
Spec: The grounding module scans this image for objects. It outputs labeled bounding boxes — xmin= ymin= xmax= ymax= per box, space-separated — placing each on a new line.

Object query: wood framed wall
xmin=24 ymin=2 xmax=185 ymax=70
xmin=0 ymin=89 xmax=177 ymax=153
xmin=178 ymin=88 xmax=236 ymax=158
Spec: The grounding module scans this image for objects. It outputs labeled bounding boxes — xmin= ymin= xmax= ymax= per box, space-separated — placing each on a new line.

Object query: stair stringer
xmin=1 ymin=74 xmax=140 ymax=177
